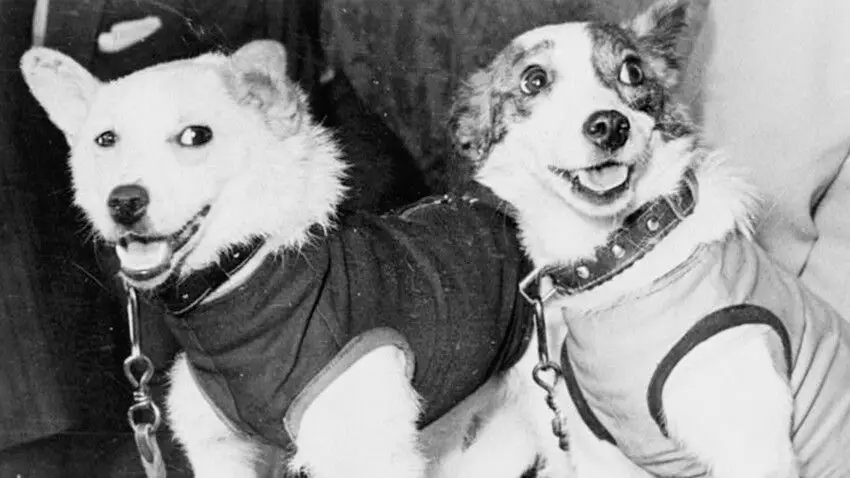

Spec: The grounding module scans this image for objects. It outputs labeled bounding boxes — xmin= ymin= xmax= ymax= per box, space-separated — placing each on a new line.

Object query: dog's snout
xmin=107 ymin=184 xmax=150 ymax=226
xmin=583 ymin=110 xmax=630 ymax=151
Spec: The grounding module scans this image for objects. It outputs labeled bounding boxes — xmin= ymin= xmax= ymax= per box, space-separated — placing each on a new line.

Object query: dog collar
xmin=542 ymin=170 xmax=697 ymax=295
xmin=154 ymin=236 xmax=267 ymax=316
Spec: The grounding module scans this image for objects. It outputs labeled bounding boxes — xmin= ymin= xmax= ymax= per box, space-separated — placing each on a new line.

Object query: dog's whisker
xmin=69 ymin=261 xmax=113 ymax=294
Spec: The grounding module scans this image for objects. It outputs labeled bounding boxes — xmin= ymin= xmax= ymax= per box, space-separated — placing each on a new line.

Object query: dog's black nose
xmin=583 ymin=110 xmax=630 ymax=151
xmin=107 ymin=184 xmax=149 ymax=227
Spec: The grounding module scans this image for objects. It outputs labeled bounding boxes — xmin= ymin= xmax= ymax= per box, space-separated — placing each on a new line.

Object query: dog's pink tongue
xmin=115 ymin=240 xmax=171 ymax=273
xmin=577 ymin=165 xmax=629 ymax=192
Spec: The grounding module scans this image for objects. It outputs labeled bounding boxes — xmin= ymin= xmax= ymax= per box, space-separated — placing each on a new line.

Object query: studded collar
xmin=538 ymin=170 xmax=698 ymax=296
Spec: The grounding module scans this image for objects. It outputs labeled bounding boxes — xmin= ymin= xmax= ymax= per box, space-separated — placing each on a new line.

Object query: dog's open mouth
xmin=549 ymin=162 xmax=633 ymax=201
xmin=114 ymin=206 xmax=211 ymax=283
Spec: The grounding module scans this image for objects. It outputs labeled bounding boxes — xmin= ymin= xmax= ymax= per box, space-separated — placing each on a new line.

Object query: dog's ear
xmin=20 ymin=47 xmax=100 ymax=144
xmin=226 ymin=40 xmax=306 ymax=136
xmin=448 ymin=68 xmax=495 ymax=167
xmin=626 ymin=0 xmax=710 ymax=87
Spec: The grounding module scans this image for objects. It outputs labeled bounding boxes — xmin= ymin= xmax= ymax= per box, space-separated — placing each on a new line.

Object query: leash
xmin=122 ymin=282 xmax=167 ymax=478
xmin=520 ymin=269 xmax=570 ymax=451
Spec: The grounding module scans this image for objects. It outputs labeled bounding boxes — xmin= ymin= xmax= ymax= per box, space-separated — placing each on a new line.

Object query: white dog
xmin=20 ymin=40 xmax=574 ymax=478
xmin=450 ymin=0 xmax=850 ymax=476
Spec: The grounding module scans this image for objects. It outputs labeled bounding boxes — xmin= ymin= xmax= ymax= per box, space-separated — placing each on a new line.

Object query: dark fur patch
xmin=587 ymin=22 xmax=668 ymax=117
xmin=656 ymin=101 xmax=695 ymax=140
xmin=510 ymin=39 xmax=555 ymax=66
xmin=587 ymin=22 xmax=636 ymax=92
xmin=448 ymin=40 xmax=554 ymax=169
xmin=520 ymin=455 xmax=546 ymax=478
xmin=633 ymin=0 xmax=690 ymax=72
xmin=461 ymin=413 xmax=485 ymax=450
xmin=586 ymin=1 xmax=694 ymax=129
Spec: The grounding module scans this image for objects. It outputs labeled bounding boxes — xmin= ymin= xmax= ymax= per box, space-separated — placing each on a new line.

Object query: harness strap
xmin=560 ymin=340 xmax=618 ymax=445
xmin=647 ymin=304 xmax=792 ymax=437
xmin=561 ymin=304 xmax=792 ymax=444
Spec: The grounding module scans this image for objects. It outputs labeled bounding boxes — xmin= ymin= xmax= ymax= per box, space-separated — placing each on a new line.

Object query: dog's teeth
xmin=576 ymin=165 xmax=629 ymax=192
xmin=115 ymin=240 xmax=172 ymax=272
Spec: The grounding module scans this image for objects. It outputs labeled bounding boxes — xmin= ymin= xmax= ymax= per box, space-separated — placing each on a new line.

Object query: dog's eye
xmin=94 ymin=130 xmax=118 ymax=148
xmin=618 ymin=58 xmax=644 ymax=86
xmin=177 ymin=125 xmax=214 ymax=147
xmin=520 ymin=65 xmax=549 ymax=96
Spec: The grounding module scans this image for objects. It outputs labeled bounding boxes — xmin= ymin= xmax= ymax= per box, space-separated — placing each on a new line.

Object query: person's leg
xmin=697 ymin=0 xmax=850 ymax=298
xmin=800 ymin=150 xmax=850 ymax=317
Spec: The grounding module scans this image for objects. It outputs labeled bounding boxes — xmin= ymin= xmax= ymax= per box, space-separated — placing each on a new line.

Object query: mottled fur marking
xmin=510 ymin=40 xmax=555 ymax=67
xmin=461 ymin=413 xmax=484 ymax=451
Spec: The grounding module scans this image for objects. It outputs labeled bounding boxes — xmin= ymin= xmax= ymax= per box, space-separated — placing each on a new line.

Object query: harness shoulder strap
xmin=560 ymin=341 xmax=617 ymax=445
xmin=647 ymin=304 xmax=792 ymax=437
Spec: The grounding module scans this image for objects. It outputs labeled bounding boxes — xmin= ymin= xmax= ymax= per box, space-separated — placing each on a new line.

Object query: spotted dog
xmin=450 ymin=0 xmax=850 ymax=476
xmin=20 ymin=40 xmax=573 ymax=478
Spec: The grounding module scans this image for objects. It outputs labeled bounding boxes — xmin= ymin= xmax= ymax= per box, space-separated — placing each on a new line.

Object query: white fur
xmin=167 ymin=354 xmax=262 ymax=477
xmin=292 ymin=346 xmax=427 ymax=478
xmin=662 ymin=326 xmax=798 ymax=477
xmin=462 ymin=0 xmax=801 ymax=476
xmin=426 ymin=317 xmax=574 ymax=478
xmin=169 ymin=346 xmax=427 ymax=478
xmin=21 ymin=41 xmax=563 ymax=478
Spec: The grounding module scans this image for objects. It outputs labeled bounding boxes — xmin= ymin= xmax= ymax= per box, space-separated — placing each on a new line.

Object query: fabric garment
xmin=162 ymin=190 xmax=533 ymax=449
xmin=692 ymin=0 xmax=850 ymax=318
xmin=561 ymin=236 xmax=850 ymax=477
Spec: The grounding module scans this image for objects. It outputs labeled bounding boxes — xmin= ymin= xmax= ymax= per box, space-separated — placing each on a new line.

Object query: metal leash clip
xmin=520 ymin=268 xmax=570 ymax=451
xmin=122 ymin=283 xmax=167 ymax=478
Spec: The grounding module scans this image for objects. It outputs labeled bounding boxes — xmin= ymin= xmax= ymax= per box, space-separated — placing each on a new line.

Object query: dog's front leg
xmin=291 ymin=345 xmax=426 ymax=478
xmin=663 ymin=327 xmax=799 ymax=478
xmin=167 ymin=353 xmax=262 ymax=477
xmin=563 ymin=401 xmax=652 ymax=478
